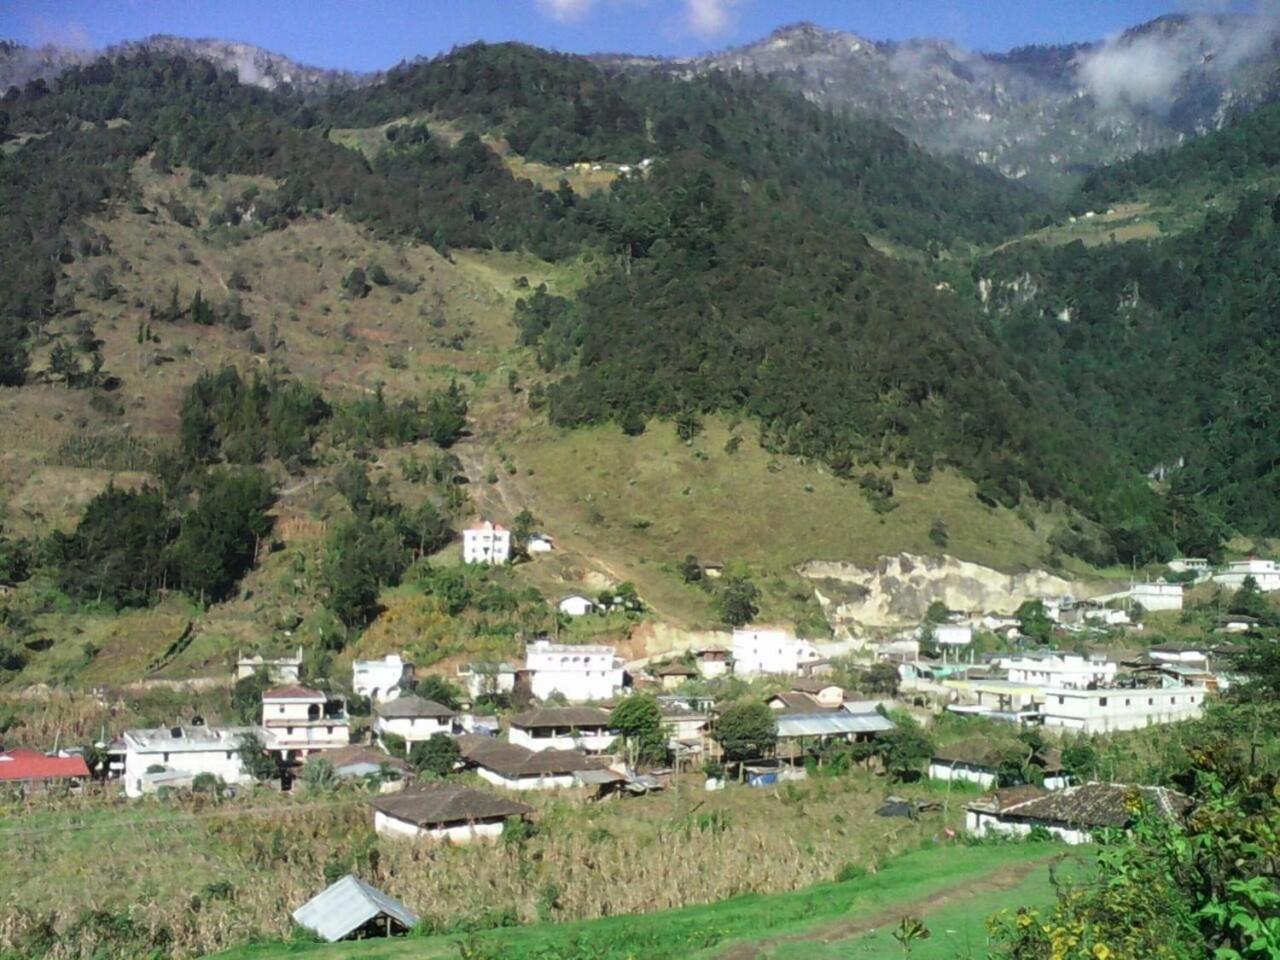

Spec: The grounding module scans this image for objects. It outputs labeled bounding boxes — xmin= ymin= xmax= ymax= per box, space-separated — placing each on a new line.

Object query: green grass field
xmin=209 ymin=841 xmax=1086 ymax=960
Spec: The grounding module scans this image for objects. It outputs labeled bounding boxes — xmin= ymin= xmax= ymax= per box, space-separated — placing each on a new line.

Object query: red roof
xmin=0 ymin=748 xmax=90 ymax=781
xmin=465 ymin=521 xmax=508 ymax=533
xmin=262 ymin=685 xmax=325 ymax=700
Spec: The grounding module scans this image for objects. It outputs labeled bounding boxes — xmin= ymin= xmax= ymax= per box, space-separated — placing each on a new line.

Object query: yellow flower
xmin=1093 ymin=945 xmax=1113 ymax=960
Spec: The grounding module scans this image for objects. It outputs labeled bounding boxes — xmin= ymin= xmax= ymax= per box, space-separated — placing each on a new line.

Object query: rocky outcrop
xmin=800 ymin=554 xmax=1080 ymax=630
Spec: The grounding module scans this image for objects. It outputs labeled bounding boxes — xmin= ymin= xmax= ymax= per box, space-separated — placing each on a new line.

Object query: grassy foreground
xmin=211 ymin=842 xmax=1080 ymax=960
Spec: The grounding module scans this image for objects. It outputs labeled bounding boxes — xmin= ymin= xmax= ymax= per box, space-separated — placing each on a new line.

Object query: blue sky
xmin=0 ymin=1 xmax=1262 ymax=71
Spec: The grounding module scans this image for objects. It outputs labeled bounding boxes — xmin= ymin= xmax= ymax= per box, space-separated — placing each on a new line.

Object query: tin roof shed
xmin=291 ymin=874 xmax=419 ymax=942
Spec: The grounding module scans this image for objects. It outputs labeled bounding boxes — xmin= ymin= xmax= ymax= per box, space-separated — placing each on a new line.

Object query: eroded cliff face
xmin=800 ymin=553 xmax=1079 ymax=630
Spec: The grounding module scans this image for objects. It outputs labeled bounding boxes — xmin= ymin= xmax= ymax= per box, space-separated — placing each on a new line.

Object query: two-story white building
xmin=261 ymin=686 xmax=349 ymax=760
xmin=1000 ymin=654 xmax=1117 ymax=689
xmin=1040 ymin=686 xmax=1207 ymax=734
xmin=1214 ymin=559 xmax=1280 ymax=592
xmin=463 ymin=521 xmax=511 ymax=565
xmin=1129 ymin=581 xmax=1184 ymax=612
xmin=525 ymin=639 xmax=625 ymax=702
xmin=352 ymin=654 xmax=414 ymax=703
xmin=731 ymin=627 xmax=820 ymax=677
xmin=508 ymin=707 xmax=614 ymax=754
xmin=374 ymin=696 xmax=457 ymax=745
xmin=121 ymin=726 xmax=255 ymax=798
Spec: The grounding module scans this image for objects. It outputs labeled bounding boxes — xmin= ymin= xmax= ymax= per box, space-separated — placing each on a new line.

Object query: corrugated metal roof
xmin=776 ymin=713 xmax=896 ymax=738
xmin=291 ymin=874 xmax=419 ymax=942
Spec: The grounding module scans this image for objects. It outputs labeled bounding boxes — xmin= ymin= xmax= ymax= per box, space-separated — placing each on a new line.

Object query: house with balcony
xmin=261 ymin=686 xmax=349 ymax=760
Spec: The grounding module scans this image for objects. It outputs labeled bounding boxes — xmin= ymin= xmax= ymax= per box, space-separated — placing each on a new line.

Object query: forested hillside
xmin=0 ymin=37 xmax=1263 ymax=636
xmin=978 ymin=104 xmax=1280 ymax=555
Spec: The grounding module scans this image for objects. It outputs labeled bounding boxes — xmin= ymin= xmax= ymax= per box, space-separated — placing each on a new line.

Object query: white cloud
xmin=534 ymin=0 xmax=600 ymax=23
xmin=683 ymin=0 xmax=741 ymax=39
xmin=26 ymin=15 xmax=92 ymax=50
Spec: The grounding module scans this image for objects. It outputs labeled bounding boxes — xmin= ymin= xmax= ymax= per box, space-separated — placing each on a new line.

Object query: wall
xmin=475 ymin=767 xmax=577 ymax=791
xmin=123 ymin=746 xmax=248 ymax=799
xmin=376 ymin=715 xmax=452 ymax=743
xmin=373 ymin=810 xmax=507 ymax=842
xmin=1041 ymin=687 xmax=1205 ymax=733
xmin=928 ymin=762 xmax=996 ymax=788
xmin=508 ymin=726 xmax=613 ymax=753
xmin=965 ymin=810 xmax=1090 ymax=845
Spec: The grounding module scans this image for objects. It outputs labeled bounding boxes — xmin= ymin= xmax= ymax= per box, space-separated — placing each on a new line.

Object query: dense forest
xmin=980 ymin=107 xmax=1280 ymax=550
xmin=0 ymin=42 xmax=1274 ymax=567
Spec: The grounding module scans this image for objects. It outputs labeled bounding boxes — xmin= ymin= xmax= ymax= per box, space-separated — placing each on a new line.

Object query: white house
xmin=1214 ymin=559 xmax=1280 ymax=592
xmin=557 ymin=595 xmax=596 ymax=617
xmin=525 ymin=639 xmax=625 ymax=702
xmin=1167 ymin=558 xmax=1210 ymax=579
xmin=461 ymin=739 xmax=609 ymax=791
xmin=374 ymin=696 xmax=457 ymax=745
xmin=352 ymin=654 xmax=414 ymax=703
xmin=934 ymin=624 xmax=973 ymax=647
xmin=1129 ymin=581 xmax=1183 ymax=612
xmin=966 ymin=782 xmax=1191 ymax=845
xmin=527 ymin=534 xmax=555 ymax=554
xmin=690 ymin=647 xmax=732 ymax=679
xmin=456 ymin=661 xmax=519 ymax=700
xmin=236 ymin=647 xmax=303 ymax=682
xmin=261 ymin=686 xmax=349 ymax=759
xmin=731 ymin=627 xmax=820 ymax=677
xmin=121 ymin=726 xmax=255 ymax=798
xmin=928 ymin=738 xmax=1011 ymax=788
xmin=1040 ymin=685 xmax=1206 ymax=733
xmin=1000 ymin=654 xmax=1117 ymax=689
xmin=462 ymin=521 xmax=511 ymax=565
xmin=371 ymin=784 xmax=532 ymax=842
xmin=508 ymin=706 xmax=614 ymax=753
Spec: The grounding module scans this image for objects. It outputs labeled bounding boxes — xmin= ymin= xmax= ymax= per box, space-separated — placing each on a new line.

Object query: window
xmin=163 ymin=752 xmax=170 ymax=763
xmin=1125 ymin=699 xmax=1130 ymax=707
xmin=287 ymin=726 xmax=294 ymax=735
xmin=1058 ymin=696 xmax=1064 ymax=705
xmin=1148 ymin=698 xmax=1154 ymax=706
xmin=226 ymin=751 xmax=233 ymax=760
xmin=326 ymin=726 xmax=334 ymax=734
xmin=1099 ymin=697 xmax=1108 ymax=707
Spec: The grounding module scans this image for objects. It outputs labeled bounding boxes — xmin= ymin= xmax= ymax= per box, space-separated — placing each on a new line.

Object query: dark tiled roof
xmin=310 ymin=745 xmax=409 ymax=774
xmin=790 ymin=678 xmax=842 ymax=695
xmin=371 ymin=784 xmax=531 ymax=826
xmin=932 ymin=737 xmax=1025 ymax=769
xmin=470 ymin=743 xmax=609 ymax=778
xmin=969 ymin=782 xmax=1191 ymax=829
xmin=375 ymin=696 xmax=456 ymax=720
xmin=656 ymin=662 xmax=698 ymax=676
xmin=509 ymin=707 xmax=612 ymax=729
xmin=768 ymin=692 xmax=841 ymax=715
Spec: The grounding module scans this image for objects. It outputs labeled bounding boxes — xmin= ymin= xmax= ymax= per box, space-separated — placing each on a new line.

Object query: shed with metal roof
xmin=291 ymin=874 xmax=419 ymax=942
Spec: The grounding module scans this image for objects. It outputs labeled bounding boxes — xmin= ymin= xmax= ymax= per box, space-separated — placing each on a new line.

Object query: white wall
xmin=508 ymin=726 xmax=613 ymax=753
xmin=1041 ymin=687 xmax=1205 ymax=734
xmin=374 ymin=809 xmax=507 ymax=842
xmin=695 ymin=659 xmax=730 ymax=679
xmin=463 ymin=527 xmax=511 ymax=565
xmin=965 ymin=810 xmax=1090 ymax=845
xmin=123 ymin=744 xmax=249 ymax=799
xmin=526 ymin=642 xmax=624 ymax=702
xmin=375 ymin=715 xmax=452 ymax=743
xmin=352 ymin=656 xmax=412 ymax=702
xmin=731 ymin=629 xmax=819 ymax=677
xmin=459 ymin=668 xmax=516 ymax=700
xmin=1130 ymin=583 xmax=1183 ymax=612
xmin=475 ymin=767 xmax=577 ymax=791
xmin=928 ymin=762 xmax=996 ymax=788
xmin=1001 ymin=656 xmax=1116 ymax=690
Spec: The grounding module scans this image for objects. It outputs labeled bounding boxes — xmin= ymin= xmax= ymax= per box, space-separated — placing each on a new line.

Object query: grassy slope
xmin=1 ymin=130 xmax=1111 ymax=689
xmin=209 ymin=842 xmax=1079 ymax=960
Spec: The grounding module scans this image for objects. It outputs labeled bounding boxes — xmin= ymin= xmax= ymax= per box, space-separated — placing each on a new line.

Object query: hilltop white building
xmin=261 ymin=686 xmax=349 ymax=759
xmin=463 ymin=521 xmax=511 ymax=565
xmin=352 ymin=654 xmax=414 ymax=703
xmin=121 ymin=726 xmax=255 ymax=798
xmin=1214 ymin=559 xmax=1280 ymax=592
xmin=1000 ymin=654 xmax=1117 ymax=690
xmin=525 ymin=640 xmax=624 ymax=702
xmin=1130 ymin=581 xmax=1184 ymax=612
xmin=934 ymin=624 xmax=973 ymax=647
xmin=731 ymin=627 xmax=820 ymax=677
